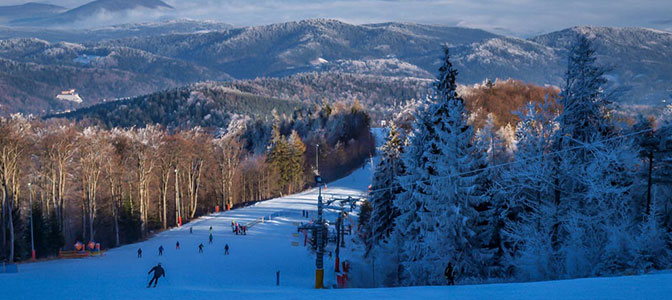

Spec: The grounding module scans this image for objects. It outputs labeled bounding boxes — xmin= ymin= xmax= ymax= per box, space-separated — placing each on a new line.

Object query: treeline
xmin=223 ymin=72 xmax=431 ymax=123
xmin=0 ymin=101 xmax=374 ymax=262
xmin=48 ymin=83 xmax=303 ymax=130
xmin=364 ymin=38 xmax=672 ymax=287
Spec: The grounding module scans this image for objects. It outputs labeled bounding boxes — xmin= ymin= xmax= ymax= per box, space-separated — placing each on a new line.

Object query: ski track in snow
xmin=2 ymin=129 xmax=672 ymax=299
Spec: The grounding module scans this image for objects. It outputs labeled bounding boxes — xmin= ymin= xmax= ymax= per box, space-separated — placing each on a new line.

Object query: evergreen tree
xmin=367 ymin=123 xmax=405 ymax=256
xmin=557 ymin=35 xmax=610 ymax=146
xmin=500 ymin=101 xmax=559 ymax=281
xmin=552 ymin=35 xmax=638 ymax=277
xmin=46 ymin=211 xmax=64 ymax=256
xmin=267 ymin=124 xmax=292 ymax=194
xmin=632 ymin=116 xmax=659 ymax=215
xmin=25 ymin=203 xmax=48 ymax=259
xmin=288 ymin=130 xmax=306 ymax=193
xmin=476 ymin=114 xmax=508 ymax=165
xmin=392 ymin=46 xmax=484 ymax=285
xmin=654 ymin=121 xmax=672 ymax=231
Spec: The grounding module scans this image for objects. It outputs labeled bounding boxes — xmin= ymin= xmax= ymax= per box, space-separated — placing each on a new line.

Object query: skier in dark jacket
xmin=147 ymin=263 xmax=165 ymax=288
xmin=176 ymin=241 xmax=180 ymax=250
xmin=198 ymin=243 xmax=204 ymax=253
xmin=224 ymin=244 xmax=229 ymax=255
xmin=158 ymin=245 xmax=164 ymax=256
xmin=137 ymin=248 xmax=142 ymax=258
xmin=445 ymin=262 xmax=456 ymax=285
xmin=209 ymin=233 xmax=213 ymax=244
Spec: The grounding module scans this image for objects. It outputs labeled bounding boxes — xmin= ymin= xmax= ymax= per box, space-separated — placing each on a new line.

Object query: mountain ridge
xmin=10 ymin=0 xmax=173 ymax=26
xmin=1 ymin=19 xmax=670 ymax=115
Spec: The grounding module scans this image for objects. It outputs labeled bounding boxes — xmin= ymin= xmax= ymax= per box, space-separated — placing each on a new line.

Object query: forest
xmin=363 ymin=37 xmax=672 ymax=286
xmin=0 ymin=100 xmax=374 ymax=262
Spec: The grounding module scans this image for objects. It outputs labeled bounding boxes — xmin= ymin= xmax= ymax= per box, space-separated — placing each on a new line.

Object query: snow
xmin=1 ymin=133 xmax=671 ymax=298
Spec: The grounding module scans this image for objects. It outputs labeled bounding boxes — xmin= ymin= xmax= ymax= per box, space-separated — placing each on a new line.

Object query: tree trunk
xmin=110 ymin=177 xmax=120 ymax=247
xmin=2 ymin=182 xmax=14 ymax=263
xmin=646 ymin=153 xmax=653 ymax=215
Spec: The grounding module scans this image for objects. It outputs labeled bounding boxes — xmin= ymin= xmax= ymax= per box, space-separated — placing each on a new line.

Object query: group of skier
xmin=231 ymin=221 xmax=247 ymax=235
xmin=140 ymin=225 xmax=234 ymax=287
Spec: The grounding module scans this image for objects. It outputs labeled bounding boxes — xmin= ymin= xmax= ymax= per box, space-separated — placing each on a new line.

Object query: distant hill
xmin=0 ymin=19 xmax=232 ymax=43
xmin=0 ymin=2 xmax=66 ymax=23
xmin=47 ymin=83 xmax=304 ymax=130
xmin=11 ymin=0 xmax=172 ymax=26
xmin=0 ymin=38 xmax=231 ymax=114
xmin=104 ymin=19 xmax=497 ymax=79
xmin=530 ymin=26 xmax=672 ymax=104
xmin=1 ymin=19 xmax=671 ymax=114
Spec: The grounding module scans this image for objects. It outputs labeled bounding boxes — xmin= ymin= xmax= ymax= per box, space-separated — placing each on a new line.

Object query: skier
xmin=176 ymin=241 xmax=180 ymax=250
xmin=198 ymin=243 xmax=204 ymax=253
xmin=147 ymin=263 xmax=165 ymax=288
xmin=445 ymin=262 xmax=456 ymax=285
xmin=224 ymin=244 xmax=229 ymax=255
xmin=209 ymin=226 xmax=213 ymax=234
xmin=137 ymin=248 xmax=142 ymax=258
xmin=158 ymin=245 xmax=164 ymax=256
xmin=190 ymin=227 xmax=193 ymax=234
xmin=209 ymin=233 xmax=213 ymax=244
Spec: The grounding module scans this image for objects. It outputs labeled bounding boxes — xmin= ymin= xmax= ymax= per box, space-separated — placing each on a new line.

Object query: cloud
xmin=5 ymin=0 xmax=672 ymax=35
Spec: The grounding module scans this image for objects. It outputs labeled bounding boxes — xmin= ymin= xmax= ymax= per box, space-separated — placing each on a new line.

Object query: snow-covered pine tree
xmin=470 ymin=118 xmax=502 ymax=279
xmin=391 ymin=46 xmax=485 ymax=285
xmin=367 ymin=122 xmax=405 ymax=255
xmin=633 ymin=193 xmax=672 ymax=272
xmin=651 ymin=121 xmax=672 ymax=232
xmin=553 ymin=35 xmax=638 ymax=277
xmin=632 ymin=116 xmax=659 ymax=216
xmin=390 ymin=103 xmax=432 ymax=286
xmin=500 ymin=101 xmax=559 ymax=281
xmin=556 ymin=35 xmax=610 ymax=147
xmin=476 ymin=113 xmax=510 ymax=166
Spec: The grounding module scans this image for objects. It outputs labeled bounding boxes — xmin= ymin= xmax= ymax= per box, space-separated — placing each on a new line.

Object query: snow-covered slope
xmin=2 ymin=149 xmax=672 ymax=299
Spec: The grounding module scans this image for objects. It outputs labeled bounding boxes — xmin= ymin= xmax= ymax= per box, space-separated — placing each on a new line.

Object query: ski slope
xmin=2 ymin=131 xmax=672 ymax=299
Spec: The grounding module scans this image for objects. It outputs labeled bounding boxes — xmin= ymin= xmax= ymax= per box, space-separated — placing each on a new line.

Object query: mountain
xmin=12 ymin=0 xmax=173 ymax=26
xmin=450 ymin=36 xmax=563 ymax=86
xmin=0 ymin=2 xmax=66 ymax=24
xmin=100 ymin=20 xmax=670 ymax=104
xmin=0 ymin=38 xmax=231 ymax=114
xmin=46 ymin=83 xmax=304 ymax=129
xmin=103 ymin=19 xmax=497 ymax=78
xmin=1 ymin=19 xmax=671 ymax=115
xmin=530 ymin=26 xmax=672 ymax=104
xmin=0 ymin=19 xmax=233 ymax=43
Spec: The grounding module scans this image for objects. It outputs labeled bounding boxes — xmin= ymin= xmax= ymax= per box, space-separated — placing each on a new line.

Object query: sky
xmin=1 ymin=0 xmax=671 ymax=36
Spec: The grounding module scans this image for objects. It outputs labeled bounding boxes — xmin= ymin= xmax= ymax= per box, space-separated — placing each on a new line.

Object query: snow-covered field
xmin=1 ymin=146 xmax=671 ymax=299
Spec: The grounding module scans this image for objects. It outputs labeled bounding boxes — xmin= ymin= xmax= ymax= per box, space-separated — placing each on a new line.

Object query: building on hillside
xmin=56 ymin=89 xmax=83 ymax=103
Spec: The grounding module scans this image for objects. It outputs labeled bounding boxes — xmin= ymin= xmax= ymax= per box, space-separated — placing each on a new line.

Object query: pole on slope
xmin=315 ymin=173 xmax=324 ymax=289
xmin=335 ymin=214 xmax=341 ymax=273
xmin=175 ymin=168 xmax=182 ymax=227
xmin=29 ymin=182 xmax=35 ymax=260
